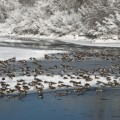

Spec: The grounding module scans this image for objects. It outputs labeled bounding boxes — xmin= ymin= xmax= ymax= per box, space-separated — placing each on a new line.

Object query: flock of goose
xmin=0 ymin=50 xmax=120 ymax=99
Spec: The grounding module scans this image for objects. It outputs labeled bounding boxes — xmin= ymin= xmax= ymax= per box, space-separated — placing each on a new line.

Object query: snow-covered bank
xmin=0 ymin=46 xmax=67 ymax=60
xmin=1 ymin=73 xmax=119 ymax=95
xmin=0 ymin=46 xmax=119 ymax=96
xmin=0 ymin=21 xmax=120 ymax=48
xmin=0 ymin=34 xmax=120 ymax=48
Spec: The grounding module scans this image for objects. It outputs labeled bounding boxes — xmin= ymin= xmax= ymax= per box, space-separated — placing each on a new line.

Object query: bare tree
xmin=74 ymin=0 xmax=85 ymax=12
xmin=19 ymin=0 xmax=35 ymax=6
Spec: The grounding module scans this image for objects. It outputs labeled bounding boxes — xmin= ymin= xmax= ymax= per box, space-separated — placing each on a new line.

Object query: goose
xmin=35 ymin=85 xmax=43 ymax=93
xmin=44 ymin=54 xmax=50 ymax=60
xmin=2 ymin=77 xmax=5 ymax=81
xmin=54 ymin=92 xmax=66 ymax=97
xmin=38 ymin=92 xmax=44 ymax=99
xmin=49 ymin=83 xmax=56 ymax=89
xmin=17 ymin=79 xmax=25 ymax=82
xmin=0 ymin=90 xmax=5 ymax=97
xmin=49 ymin=81 xmax=57 ymax=85
xmin=57 ymin=84 xmax=66 ymax=88
xmin=58 ymin=81 xmax=64 ymax=84
xmin=63 ymin=76 xmax=68 ymax=79
xmin=34 ymin=78 xmax=43 ymax=82
xmin=18 ymin=89 xmax=27 ymax=95
xmin=44 ymin=81 xmax=50 ymax=84
xmin=23 ymin=85 xmax=30 ymax=91
xmin=96 ymin=88 xmax=103 ymax=93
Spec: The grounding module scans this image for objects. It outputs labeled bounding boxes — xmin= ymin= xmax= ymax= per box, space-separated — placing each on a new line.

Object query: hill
xmin=0 ymin=0 xmax=120 ymax=40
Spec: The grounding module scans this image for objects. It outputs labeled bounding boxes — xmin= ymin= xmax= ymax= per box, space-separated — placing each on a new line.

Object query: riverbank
xmin=0 ymin=34 xmax=120 ymax=48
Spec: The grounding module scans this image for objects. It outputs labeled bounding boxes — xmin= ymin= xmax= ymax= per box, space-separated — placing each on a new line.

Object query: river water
xmin=0 ymin=89 xmax=120 ymax=120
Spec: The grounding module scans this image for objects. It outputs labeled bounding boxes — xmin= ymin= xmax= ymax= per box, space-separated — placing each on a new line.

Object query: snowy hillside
xmin=0 ymin=0 xmax=120 ymax=41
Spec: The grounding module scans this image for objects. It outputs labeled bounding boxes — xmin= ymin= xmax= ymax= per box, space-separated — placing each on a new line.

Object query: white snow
xmin=0 ymin=47 xmax=67 ymax=61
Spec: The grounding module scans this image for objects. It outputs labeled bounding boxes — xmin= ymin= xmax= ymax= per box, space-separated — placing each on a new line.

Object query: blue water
xmin=0 ymin=89 xmax=120 ymax=120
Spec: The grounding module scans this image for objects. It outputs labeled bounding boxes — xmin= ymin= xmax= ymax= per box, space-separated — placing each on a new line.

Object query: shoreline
xmin=0 ymin=34 xmax=120 ymax=48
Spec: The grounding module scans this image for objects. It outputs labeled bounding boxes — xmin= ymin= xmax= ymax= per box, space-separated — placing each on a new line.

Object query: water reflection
xmin=0 ymin=89 xmax=120 ymax=120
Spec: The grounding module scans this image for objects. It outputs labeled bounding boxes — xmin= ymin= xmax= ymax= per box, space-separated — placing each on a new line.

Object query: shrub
xmin=0 ymin=0 xmax=19 ymax=22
